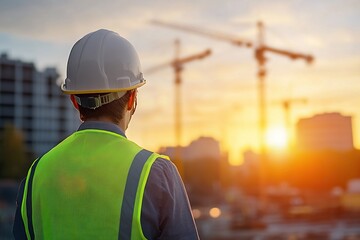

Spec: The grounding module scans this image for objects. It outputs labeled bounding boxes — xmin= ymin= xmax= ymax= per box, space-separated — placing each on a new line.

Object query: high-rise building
xmin=0 ymin=53 xmax=79 ymax=157
xmin=296 ymin=112 xmax=354 ymax=151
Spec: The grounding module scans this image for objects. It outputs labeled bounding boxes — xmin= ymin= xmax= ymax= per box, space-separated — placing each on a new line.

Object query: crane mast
xmin=146 ymin=40 xmax=211 ymax=176
xmin=173 ymin=40 xmax=211 ymax=175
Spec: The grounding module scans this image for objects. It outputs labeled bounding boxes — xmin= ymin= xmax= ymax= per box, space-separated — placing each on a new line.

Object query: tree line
xmin=0 ymin=123 xmax=33 ymax=181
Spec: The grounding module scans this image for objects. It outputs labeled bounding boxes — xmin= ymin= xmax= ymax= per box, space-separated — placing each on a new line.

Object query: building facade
xmin=296 ymin=112 xmax=354 ymax=151
xmin=0 ymin=53 xmax=79 ymax=157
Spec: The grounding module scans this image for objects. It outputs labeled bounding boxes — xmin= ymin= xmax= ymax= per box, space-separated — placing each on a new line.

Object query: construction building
xmin=296 ymin=112 xmax=354 ymax=151
xmin=0 ymin=53 xmax=79 ymax=157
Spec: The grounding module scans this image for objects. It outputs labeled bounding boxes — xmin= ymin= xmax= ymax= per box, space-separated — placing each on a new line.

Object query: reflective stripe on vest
xmin=20 ymin=129 xmax=169 ymax=240
xmin=21 ymin=157 xmax=41 ymax=239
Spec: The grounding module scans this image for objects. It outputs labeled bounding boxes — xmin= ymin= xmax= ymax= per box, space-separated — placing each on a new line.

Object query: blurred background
xmin=0 ymin=0 xmax=359 ymax=239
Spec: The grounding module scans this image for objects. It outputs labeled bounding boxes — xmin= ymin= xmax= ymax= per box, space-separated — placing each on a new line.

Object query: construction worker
xmin=13 ymin=29 xmax=199 ymax=239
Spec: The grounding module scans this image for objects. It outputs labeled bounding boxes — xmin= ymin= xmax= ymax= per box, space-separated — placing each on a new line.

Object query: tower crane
xmin=151 ymin=20 xmax=313 ymax=160
xmin=146 ymin=39 xmax=211 ymax=176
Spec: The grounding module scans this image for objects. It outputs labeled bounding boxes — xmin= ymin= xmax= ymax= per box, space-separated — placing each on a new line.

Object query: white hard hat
xmin=61 ymin=29 xmax=146 ymax=95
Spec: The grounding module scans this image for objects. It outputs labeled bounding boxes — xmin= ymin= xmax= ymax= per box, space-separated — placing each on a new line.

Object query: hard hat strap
xmin=75 ymin=92 xmax=126 ymax=109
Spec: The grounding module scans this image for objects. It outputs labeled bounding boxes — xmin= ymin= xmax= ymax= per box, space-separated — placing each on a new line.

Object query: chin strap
xmin=74 ymin=92 xmax=126 ymax=109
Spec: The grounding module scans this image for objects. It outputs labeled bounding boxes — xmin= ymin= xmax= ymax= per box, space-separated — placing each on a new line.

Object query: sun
xmin=266 ymin=127 xmax=289 ymax=149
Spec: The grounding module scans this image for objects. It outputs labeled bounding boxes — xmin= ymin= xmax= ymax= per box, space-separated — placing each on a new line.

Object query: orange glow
xmin=192 ymin=208 xmax=201 ymax=219
xmin=266 ymin=126 xmax=289 ymax=149
xmin=209 ymin=207 xmax=221 ymax=218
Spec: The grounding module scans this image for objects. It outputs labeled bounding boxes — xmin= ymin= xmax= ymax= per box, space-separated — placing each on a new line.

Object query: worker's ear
xmin=127 ymin=90 xmax=136 ymax=111
xmin=70 ymin=95 xmax=79 ymax=110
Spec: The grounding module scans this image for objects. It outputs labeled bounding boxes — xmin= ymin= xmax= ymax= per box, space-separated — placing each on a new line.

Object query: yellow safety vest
xmin=21 ymin=129 xmax=168 ymax=239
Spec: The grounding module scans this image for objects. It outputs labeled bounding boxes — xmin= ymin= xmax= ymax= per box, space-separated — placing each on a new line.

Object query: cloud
xmin=0 ymin=0 xmax=199 ymax=43
xmin=230 ymin=1 xmax=296 ymax=26
xmin=0 ymin=1 xmax=139 ymax=42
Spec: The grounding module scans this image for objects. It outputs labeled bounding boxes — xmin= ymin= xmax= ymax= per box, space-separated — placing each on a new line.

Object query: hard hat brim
xmin=61 ymin=80 xmax=146 ymax=95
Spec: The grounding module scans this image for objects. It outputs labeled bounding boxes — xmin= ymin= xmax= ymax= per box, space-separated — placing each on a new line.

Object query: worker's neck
xmin=85 ymin=116 xmax=126 ymax=133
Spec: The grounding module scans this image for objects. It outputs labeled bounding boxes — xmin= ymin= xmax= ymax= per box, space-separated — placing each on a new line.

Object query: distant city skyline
xmin=1 ymin=0 xmax=359 ymax=164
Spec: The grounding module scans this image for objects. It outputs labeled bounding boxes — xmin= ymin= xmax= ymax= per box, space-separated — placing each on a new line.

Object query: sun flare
xmin=266 ymin=127 xmax=289 ymax=149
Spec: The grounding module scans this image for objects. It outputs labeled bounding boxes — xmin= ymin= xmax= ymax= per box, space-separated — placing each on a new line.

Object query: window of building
xmin=1 ymin=63 xmax=15 ymax=79
xmin=47 ymin=76 xmax=53 ymax=99
xmin=22 ymin=65 xmax=34 ymax=83
xmin=23 ymin=82 xmax=33 ymax=93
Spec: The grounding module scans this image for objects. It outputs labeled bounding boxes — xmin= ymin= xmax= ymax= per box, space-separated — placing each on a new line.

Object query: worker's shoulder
xmin=150 ymin=155 xmax=178 ymax=176
xmin=147 ymin=157 xmax=182 ymax=192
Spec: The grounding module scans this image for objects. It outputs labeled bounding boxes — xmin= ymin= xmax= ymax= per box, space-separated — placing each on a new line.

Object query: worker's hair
xmin=77 ymin=91 xmax=131 ymax=124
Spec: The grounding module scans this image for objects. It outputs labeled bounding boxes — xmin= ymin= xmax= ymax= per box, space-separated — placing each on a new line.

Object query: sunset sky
xmin=1 ymin=0 xmax=359 ymax=164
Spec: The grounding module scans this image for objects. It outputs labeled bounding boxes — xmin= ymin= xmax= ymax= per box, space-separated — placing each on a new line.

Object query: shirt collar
xmin=77 ymin=121 xmax=126 ymax=138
